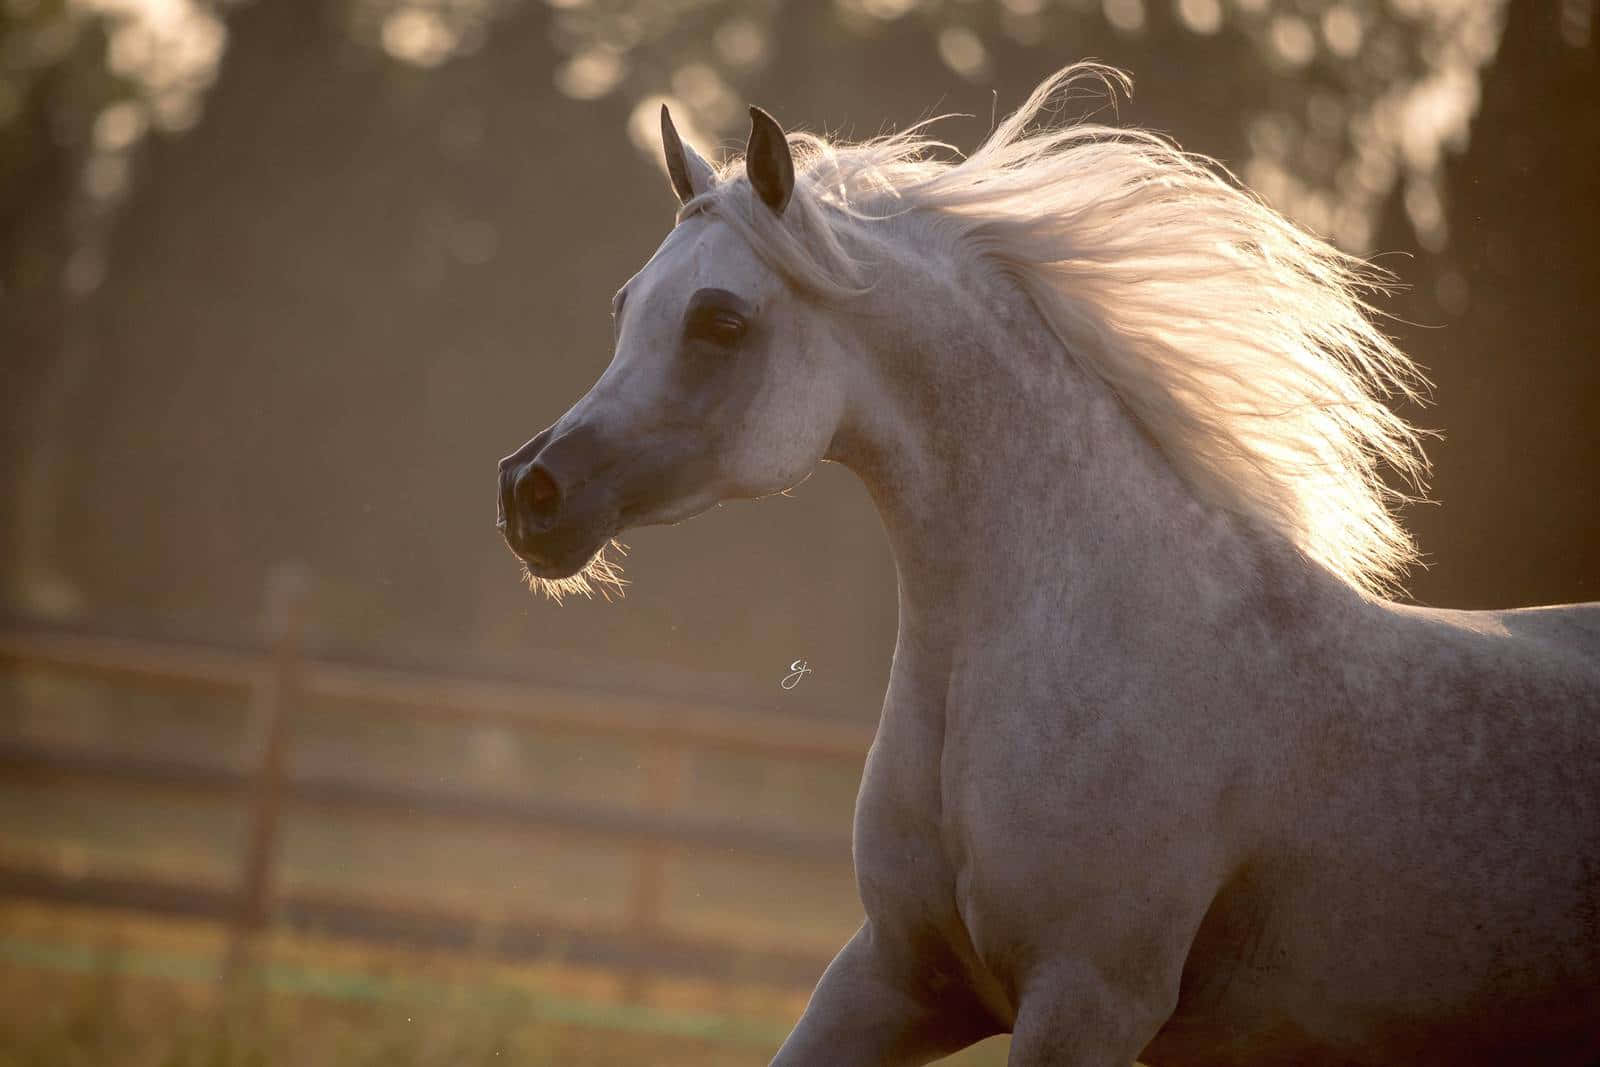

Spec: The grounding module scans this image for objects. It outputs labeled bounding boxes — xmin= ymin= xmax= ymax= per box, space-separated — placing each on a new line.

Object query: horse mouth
xmin=502 ymin=511 xmax=620 ymax=575
xmin=501 ymin=528 xmax=603 ymax=579
xmin=498 ymin=518 xmax=627 ymax=602
xmin=519 ymin=554 xmax=591 ymax=581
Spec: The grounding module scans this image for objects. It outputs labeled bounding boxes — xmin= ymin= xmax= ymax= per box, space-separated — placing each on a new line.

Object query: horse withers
xmin=496 ymin=65 xmax=1600 ymax=1066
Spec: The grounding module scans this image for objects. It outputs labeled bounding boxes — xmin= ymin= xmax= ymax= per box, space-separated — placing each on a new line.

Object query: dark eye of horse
xmin=688 ymin=310 xmax=747 ymax=347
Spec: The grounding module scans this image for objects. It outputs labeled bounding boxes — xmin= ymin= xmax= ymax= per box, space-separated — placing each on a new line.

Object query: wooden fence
xmin=0 ymin=605 xmax=874 ymax=991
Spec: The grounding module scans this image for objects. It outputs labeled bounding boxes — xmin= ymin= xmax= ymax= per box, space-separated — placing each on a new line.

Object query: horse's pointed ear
xmin=660 ymin=104 xmax=715 ymax=205
xmin=745 ymin=105 xmax=794 ymax=216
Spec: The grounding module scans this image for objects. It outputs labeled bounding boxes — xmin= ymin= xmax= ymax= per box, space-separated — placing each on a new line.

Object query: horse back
xmin=1386 ymin=598 xmax=1600 ymax=704
xmin=1490 ymin=600 xmax=1600 ymax=662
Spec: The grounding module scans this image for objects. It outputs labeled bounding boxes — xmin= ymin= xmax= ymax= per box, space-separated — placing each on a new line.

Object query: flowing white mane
xmin=681 ymin=63 xmax=1431 ymax=598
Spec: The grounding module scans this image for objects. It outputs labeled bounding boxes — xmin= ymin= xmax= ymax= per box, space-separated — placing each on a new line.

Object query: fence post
xmin=624 ymin=741 xmax=687 ymax=999
xmin=225 ymin=563 xmax=309 ymax=986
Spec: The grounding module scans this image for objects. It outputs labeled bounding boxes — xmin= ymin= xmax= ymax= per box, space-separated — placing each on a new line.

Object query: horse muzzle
xmin=497 ymin=424 xmax=615 ymax=578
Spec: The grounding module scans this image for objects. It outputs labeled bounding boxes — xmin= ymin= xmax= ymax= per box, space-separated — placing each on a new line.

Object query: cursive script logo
xmin=781 ymin=659 xmax=813 ymax=690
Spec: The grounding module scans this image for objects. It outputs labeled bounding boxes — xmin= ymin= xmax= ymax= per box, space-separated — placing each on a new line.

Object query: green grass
xmin=0 ymin=904 xmax=1013 ymax=1066
xmin=0 ymin=964 xmax=774 ymax=1067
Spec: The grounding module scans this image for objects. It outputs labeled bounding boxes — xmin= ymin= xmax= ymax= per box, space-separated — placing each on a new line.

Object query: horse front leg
xmin=1004 ymin=958 xmax=1178 ymax=1067
xmin=771 ymin=920 xmax=999 ymax=1067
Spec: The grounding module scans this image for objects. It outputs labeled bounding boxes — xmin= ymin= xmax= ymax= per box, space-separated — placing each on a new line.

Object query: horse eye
xmin=688 ymin=309 xmax=747 ymax=347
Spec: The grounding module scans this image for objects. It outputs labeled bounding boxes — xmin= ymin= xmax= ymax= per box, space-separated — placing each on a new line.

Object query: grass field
xmin=0 ymin=902 xmax=1013 ymax=1065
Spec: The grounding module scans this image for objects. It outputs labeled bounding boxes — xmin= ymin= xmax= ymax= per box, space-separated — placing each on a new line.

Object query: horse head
xmin=496 ymin=106 xmax=857 ymax=599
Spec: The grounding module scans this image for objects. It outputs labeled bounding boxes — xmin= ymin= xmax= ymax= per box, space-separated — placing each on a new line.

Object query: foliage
xmin=0 ymin=0 xmax=226 ymax=297
xmin=0 ymin=0 xmax=1522 ymax=305
xmin=488 ymin=0 xmax=1507 ymax=253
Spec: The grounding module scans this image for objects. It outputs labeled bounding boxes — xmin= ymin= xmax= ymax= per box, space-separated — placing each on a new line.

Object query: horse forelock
xmin=684 ymin=62 xmax=1432 ymax=598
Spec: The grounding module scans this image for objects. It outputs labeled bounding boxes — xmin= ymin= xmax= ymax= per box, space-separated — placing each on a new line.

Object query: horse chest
xmin=852 ymin=723 xmax=959 ymax=927
xmin=851 ymin=700 xmax=1020 ymax=1020
xmin=851 ymin=682 xmax=1076 ymax=1010
xmin=854 ymin=748 xmax=1004 ymax=941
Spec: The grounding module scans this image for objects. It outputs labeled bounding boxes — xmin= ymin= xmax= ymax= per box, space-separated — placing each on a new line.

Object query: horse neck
xmin=829 ymin=248 xmax=1364 ymax=662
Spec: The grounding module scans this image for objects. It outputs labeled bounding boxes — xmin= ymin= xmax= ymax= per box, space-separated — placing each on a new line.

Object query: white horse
xmin=496 ymin=65 xmax=1600 ymax=1065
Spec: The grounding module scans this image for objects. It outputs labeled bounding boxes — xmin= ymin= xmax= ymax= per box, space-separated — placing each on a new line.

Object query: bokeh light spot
xmin=671 ymin=63 xmax=737 ymax=127
xmin=1269 ymin=15 xmax=1316 ymax=66
xmin=1322 ymin=5 xmax=1363 ymax=57
xmin=381 ymin=8 xmax=457 ymax=68
xmin=83 ymin=153 xmax=129 ymax=202
xmin=1334 ymin=204 xmax=1372 ymax=253
xmin=1244 ymin=158 xmax=1292 ymax=208
xmin=107 ymin=21 xmax=155 ymax=78
xmin=93 ymin=100 xmax=148 ymax=152
xmin=857 ymin=0 xmax=918 ymax=19
xmin=1248 ymin=113 xmax=1293 ymax=159
xmin=1104 ymin=0 xmax=1147 ymax=33
xmin=1404 ymin=180 xmax=1447 ymax=251
xmin=714 ymin=17 xmax=767 ymax=69
xmin=150 ymin=89 xmax=200 ymax=133
xmin=937 ymin=27 xmax=989 ymax=79
xmin=1295 ymin=190 xmax=1333 ymax=236
xmin=629 ymin=94 xmax=712 ymax=175
xmin=1177 ymin=0 xmax=1223 ymax=35
xmin=556 ymin=47 xmax=624 ymax=100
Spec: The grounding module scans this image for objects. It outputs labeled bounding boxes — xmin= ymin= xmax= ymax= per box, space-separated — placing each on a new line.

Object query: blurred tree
xmin=3 ymin=0 xmax=226 ymax=617
xmin=542 ymin=0 xmax=1508 ymax=257
xmin=1384 ymin=0 xmax=1598 ymax=607
xmin=2 ymin=6 xmax=123 ymax=619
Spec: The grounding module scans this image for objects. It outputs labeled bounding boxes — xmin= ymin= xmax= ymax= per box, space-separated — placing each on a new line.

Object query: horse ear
xmin=660 ymin=104 xmax=716 ymax=205
xmin=745 ymin=105 xmax=794 ymax=215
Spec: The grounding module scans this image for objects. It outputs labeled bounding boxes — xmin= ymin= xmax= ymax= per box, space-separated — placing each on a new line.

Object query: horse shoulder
xmin=935 ymin=642 xmax=1242 ymax=1007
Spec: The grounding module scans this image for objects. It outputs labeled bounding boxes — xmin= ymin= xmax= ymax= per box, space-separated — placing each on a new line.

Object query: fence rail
xmin=0 ymin=624 xmax=874 ymax=990
xmin=0 ymin=628 xmax=874 ymax=761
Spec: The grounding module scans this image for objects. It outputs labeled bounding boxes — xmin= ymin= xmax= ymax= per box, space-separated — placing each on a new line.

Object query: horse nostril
xmin=515 ymin=463 xmax=562 ymax=528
